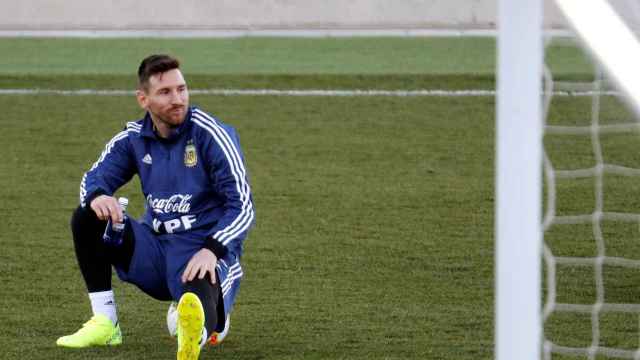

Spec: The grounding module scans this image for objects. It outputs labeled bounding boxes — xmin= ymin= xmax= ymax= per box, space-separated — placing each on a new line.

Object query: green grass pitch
xmin=1 ymin=37 xmax=638 ymax=359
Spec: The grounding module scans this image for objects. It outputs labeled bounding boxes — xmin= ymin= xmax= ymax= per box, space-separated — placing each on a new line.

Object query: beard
xmin=151 ymin=105 xmax=187 ymax=128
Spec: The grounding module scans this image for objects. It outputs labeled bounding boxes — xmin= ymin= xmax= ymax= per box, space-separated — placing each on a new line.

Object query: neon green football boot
xmin=177 ymin=292 xmax=205 ymax=360
xmin=56 ymin=314 xmax=122 ymax=348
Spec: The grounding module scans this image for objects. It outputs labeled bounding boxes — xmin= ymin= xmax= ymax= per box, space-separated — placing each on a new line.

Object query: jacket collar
xmin=140 ymin=107 xmax=193 ymax=141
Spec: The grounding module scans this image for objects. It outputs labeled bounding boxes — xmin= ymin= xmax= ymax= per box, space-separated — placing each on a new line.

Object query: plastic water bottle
xmin=103 ymin=197 xmax=129 ymax=246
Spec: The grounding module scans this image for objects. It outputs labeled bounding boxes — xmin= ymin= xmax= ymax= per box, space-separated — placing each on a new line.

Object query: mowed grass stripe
xmin=0 ymin=37 xmax=592 ymax=78
xmin=0 ymin=37 xmax=498 ymax=75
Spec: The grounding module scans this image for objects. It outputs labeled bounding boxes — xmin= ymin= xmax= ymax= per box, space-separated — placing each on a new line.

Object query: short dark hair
xmin=137 ymin=54 xmax=180 ymax=90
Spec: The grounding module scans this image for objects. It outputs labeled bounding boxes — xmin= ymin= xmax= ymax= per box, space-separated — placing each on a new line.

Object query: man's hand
xmin=90 ymin=195 xmax=124 ymax=224
xmin=181 ymin=248 xmax=217 ymax=285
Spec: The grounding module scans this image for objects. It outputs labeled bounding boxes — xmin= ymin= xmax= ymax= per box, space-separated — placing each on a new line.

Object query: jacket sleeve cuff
xmin=83 ymin=189 xmax=108 ymax=208
xmin=204 ymin=236 xmax=228 ymax=259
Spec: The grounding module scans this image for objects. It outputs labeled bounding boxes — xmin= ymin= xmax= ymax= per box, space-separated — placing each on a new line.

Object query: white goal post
xmin=496 ymin=0 xmax=640 ymax=359
xmin=554 ymin=0 xmax=640 ymax=117
xmin=495 ymin=0 xmax=543 ymax=359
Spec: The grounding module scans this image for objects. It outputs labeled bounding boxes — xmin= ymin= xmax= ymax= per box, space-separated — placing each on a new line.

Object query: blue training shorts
xmin=114 ymin=219 xmax=243 ymax=320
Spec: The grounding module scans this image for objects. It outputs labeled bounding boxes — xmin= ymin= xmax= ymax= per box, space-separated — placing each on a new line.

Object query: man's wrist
xmin=204 ymin=236 xmax=228 ymax=259
xmin=85 ymin=189 xmax=108 ymax=208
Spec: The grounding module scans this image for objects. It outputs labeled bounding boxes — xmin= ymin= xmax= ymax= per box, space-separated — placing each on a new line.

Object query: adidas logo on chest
xmin=142 ymin=154 xmax=152 ymax=165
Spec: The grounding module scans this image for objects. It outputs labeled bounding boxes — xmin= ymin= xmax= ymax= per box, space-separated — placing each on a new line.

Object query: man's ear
xmin=136 ymin=89 xmax=148 ymax=109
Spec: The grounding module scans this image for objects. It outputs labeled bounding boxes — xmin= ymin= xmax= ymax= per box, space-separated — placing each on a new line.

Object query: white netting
xmin=542 ymin=36 xmax=640 ymax=359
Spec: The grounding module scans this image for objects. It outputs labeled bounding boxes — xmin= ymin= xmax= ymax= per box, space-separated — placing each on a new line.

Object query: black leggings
xmin=184 ymin=275 xmax=224 ymax=334
xmin=70 ymin=205 xmax=223 ymax=334
xmin=70 ymin=205 xmax=135 ymax=292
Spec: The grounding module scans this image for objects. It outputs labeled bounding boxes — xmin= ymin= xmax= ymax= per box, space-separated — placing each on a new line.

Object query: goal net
xmin=497 ymin=0 xmax=640 ymax=359
xmin=543 ymin=56 xmax=640 ymax=358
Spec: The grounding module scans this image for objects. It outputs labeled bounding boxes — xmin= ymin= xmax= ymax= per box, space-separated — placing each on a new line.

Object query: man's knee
xmin=71 ymin=205 xmax=102 ymax=232
xmin=184 ymin=275 xmax=220 ymax=297
xmin=70 ymin=204 xmax=135 ymax=272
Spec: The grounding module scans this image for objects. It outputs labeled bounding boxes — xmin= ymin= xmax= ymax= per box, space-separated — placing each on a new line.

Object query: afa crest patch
xmin=184 ymin=140 xmax=197 ymax=167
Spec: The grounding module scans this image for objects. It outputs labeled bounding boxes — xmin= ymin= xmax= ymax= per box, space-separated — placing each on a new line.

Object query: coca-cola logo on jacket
xmin=146 ymin=194 xmax=192 ymax=214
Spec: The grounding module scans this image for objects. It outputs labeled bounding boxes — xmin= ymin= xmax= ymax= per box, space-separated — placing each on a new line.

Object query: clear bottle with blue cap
xmin=103 ymin=197 xmax=129 ymax=246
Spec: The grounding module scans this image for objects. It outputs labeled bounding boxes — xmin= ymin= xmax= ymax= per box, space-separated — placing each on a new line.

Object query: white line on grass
xmin=0 ymin=29 xmax=575 ymax=38
xmin=0 ymin=88 xmax=621 ymax=97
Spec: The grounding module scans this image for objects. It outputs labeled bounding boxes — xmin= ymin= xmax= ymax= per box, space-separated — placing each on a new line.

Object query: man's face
xmin=137 ymin=68 xmax=189 ymax=127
